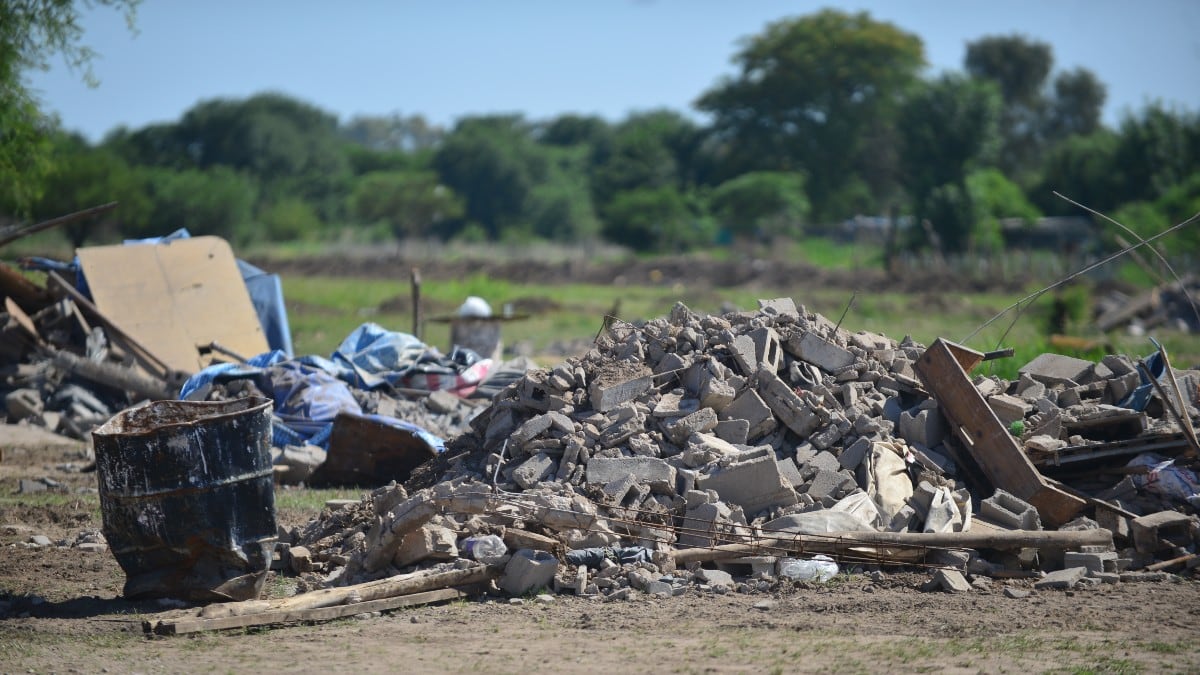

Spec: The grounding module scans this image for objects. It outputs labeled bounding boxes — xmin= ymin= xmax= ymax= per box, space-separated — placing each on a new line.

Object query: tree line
xmin=4 ymin=7 xmax=1199 ymax=255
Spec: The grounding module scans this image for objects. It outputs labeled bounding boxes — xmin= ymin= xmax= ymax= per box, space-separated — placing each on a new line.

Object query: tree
xmin=1046 ymin=68 xmax=1107 ymax=139
xmin=32 ymin=132 xmax=151 ymax=246
xmin=432 ymin=115 xmax=545 ymax=238
xmin=1034 ymin=130 xmax=1121 ymax=215
xmin=340 ymin=113 xmax=442 ymax=152
xmin=898 ymin=74 xmax=1002 ymax=252
xmin=1 ymin=0 xmax=139 ymax=215
xmin=709 ymin=171 xmax=809 ymax=242
xmin=967 ymin=168 xmax=1042 ymax=251
xmin=144 ymin=167 xmax=257 ymax=243
xmin=697 ymin=9 xmax=925 ymax=221
xmin=603 ymin=186 xmax=711 ymax=253
xmin=965 ymin=35 xmax=1052 ymax=105
xmin=349 ymin=170 xmax=464 ymax=239
xmin=590 ymin=109 xmax=705 ymax=210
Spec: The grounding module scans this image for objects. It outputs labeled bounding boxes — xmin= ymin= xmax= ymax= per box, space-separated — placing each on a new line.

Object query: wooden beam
xmin=914 ymin=338 xmax=1085 ymax=527
xmin=147 ymin=587 xmax=468 ymax=635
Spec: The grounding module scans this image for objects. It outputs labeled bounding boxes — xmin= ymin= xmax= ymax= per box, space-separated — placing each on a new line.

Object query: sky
xmin=26 ymin=0 xmax=1200 ymax=142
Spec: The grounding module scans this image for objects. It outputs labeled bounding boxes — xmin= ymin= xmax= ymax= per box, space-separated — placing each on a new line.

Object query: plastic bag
xmin=778 ymin=555 xmax=839 ymax=582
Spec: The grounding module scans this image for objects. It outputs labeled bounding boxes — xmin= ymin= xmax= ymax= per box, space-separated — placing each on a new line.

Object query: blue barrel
xmin=93 ymin=397 xmax=276 ymax=602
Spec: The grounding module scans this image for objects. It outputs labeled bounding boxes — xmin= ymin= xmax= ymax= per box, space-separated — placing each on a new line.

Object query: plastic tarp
xmin=331 ymin=322 xmax=492 ymax=395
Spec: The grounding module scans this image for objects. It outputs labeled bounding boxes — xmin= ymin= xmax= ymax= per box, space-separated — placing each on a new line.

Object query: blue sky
xmin=27 ymin=0 xmax=1200 ymax=142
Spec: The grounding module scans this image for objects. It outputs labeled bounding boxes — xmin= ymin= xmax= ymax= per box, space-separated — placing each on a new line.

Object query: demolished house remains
xmin=147 ymin=296 xmax=1199 ymax=633
xmin=3 ymin=222 xmax=1198 ymax=633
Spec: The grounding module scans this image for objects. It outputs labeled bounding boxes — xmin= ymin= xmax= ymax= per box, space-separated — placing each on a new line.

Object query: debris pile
xmin=276 ymin=298 xmax=1198 ymax=605
xmin=1095 ymin=276 xmax=1200 ymax=335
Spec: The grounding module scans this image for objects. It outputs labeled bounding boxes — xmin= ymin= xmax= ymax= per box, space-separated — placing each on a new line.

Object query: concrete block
xmin=682 ymin=432 xmax=741 ymax=468
xmin=4 ymin=389 xmax=43 ymax=422
xmin=714 ymin=418 xmax=749 ymax=445
xmin=586 ymin=456 xmax=676 ymax=494
xmin=898 ymin=408 xmax=946 ymax=448
xmin=662 ymin=407 xmax=718 ymax=445
xmin=1020 ymin=353 xmax=1094 ymax=387
xmin=980 ymin=489 xmax=1042 ymax=531
xmin=840 ymin=437 xmax=868 ymax=468
xmin=698 ymin=454 xmax=798 ymax=514
xmin=805 ymin=468 xmax=854 ymax=502
xmin=512 ymin=452 xmax=557 ymax=489
xmin=729 ymin=334 xmax=759 ymax=377
xmin=500 ymin=549 xmax=559 ymax=596
xmin=757 ymin=369 xmax=820 ymax=437
xmin=695 ymin=567 xmax=735 ymax=589
xmin=287 ymin=545 xmax=314 ymax=574
xmin=1131 ymin=511 xmax=1197 ymax=553
xmin=677 ymin=501 xmax=733 ymax=548
xmin=802 ymin=450 xmax=842 ymax=475
xmin=776 ymin=457 xmax=806 ymax=489
xmin=1063 ymin=551 xmax=1117 ymax=575
xmin=589 ymin=372 xmax=654 ymax=412
xmin=748 ymin=326 xmax=783 ymax=374
xmin=393 ymin=525 xmax=458 ymax=568
xmin=601 ymin=473 xmax=637 ymax=504
xmin=719 ymin=389 xmax=777 ymax=440
xmin=987 ymin=393 xmax=1031 ymax=426
xmin=700 ymin=376 xmax=737 ymax=413
xmin=1034 ymin=566 xmax=1087 ymax=590
xmin=757 ymin=297 xmax=798 ymax=318
xmin=933 ymin=568 xmax=972 ymax=593
xmin=652 ymin=392 xmax=699 ymax=418
xmin=786 ymin=332 xmax=855 ymax=373
xmin=1101 ymin=354 xmax=1137 ymax=377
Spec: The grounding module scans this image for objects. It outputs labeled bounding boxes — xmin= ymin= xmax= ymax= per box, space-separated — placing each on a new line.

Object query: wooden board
xmin=914 ymin=338 xmax=1085 ymax=527
xmin=147 ymin=587 xmax=467 ymax=635
xmin=76 ymin=237 xmax=268 ymax=375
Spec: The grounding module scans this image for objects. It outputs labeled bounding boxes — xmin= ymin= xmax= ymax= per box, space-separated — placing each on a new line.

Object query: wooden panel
xmin=915 ymin=338 xmax=1084 ymax=527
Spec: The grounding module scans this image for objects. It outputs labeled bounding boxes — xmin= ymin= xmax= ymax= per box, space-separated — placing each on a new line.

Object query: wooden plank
xmin=914 ymin=338 xmax=1085 ymax=527
xmin=149 ymin=587 xmax=468 ymax=635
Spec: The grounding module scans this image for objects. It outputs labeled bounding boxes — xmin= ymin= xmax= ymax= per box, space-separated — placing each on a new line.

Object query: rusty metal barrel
xmin=92 ymin=397 xmax=276 ymax=602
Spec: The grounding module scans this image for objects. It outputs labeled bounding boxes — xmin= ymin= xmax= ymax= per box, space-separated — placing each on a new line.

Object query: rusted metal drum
xmin=93 ymin=397 xmax=276 ymax=602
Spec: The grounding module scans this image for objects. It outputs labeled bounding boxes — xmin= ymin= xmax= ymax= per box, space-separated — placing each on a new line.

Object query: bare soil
xmin=3 ymin=427 xmax=1200 ymax=674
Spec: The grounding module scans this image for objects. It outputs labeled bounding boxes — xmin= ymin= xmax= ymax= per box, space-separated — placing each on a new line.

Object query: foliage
xmin=697 ymin=9 xmax=925 ymax=222
xmin=349 ymin=170 xmax=464 ymax=239
xmin=602 ymin=186 xmax=710 ymax=253
xmin=898 ymin=74 xmax=1002 ymax=252
xmin=143 ymin=167 xmax=258 ymax=243
xmin=0 ymin=0 xmax=139 ymax=213
xmin=967 ymin=168 xmax=1042 ymax=251
xmin=257 ymin=197 xmax=323 ymax=242
xmin=709 ymin=171 xmax=809 ymax=242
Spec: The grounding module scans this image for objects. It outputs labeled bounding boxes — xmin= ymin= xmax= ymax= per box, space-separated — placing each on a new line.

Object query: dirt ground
xmin=3 ymin=427 xmax=1200 ymax=674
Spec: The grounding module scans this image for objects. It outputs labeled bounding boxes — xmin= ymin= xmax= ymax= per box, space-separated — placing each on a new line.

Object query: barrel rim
xmin=92 ymin=396 xmax=273 ymax=439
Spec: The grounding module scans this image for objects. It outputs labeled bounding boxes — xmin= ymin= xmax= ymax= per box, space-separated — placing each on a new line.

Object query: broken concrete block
xmin=718 ymin=389 xmax=777 ymax=440
xmin=1063 ymin=551 xmax=1117 ymax=574
xmin=698 ymin=454 xmax=798 ymax=514
xmin=757 ymin=369 xmax=820 ymax=437
xmin=748 ymin=326 xmax=783 ymax=374
xmin=839 ymin=436 xmax=872 ymax=470
xmin=714 ymin=418 xmax=749 ymax=445
xmin=500 ymin=549 xmax=559 ymax=596
xmin=602 ymin=473 xmax=637 ymax=504
xmin=287 ymin=545 xmax=314 ymax=574
xmin=694 ymin=567 xmax=734 ymax=589
xmin=652 ymin=392 xmax=699 ymax=418
xmin=589 ymin=371 xmax=654 ymax=412
xmin=987 ymin=393 xmax=1031 ymax=426
xmin=512 ymin=452 xmax=557 ymax=489
xmin=662 ymin=407 xmax=718 ymax=445
xmin=898 ymin=407 xmax=946 ymax=448
xmin=677 ymin=501 xmax=734 ymax=548
xmin=393 ymin=524 xmax=458 ymax=568
xmin=1034 ymin=566 xmax=1086 ymax=590
xmin=586 ymin=456 xmax=676 ymax=494
xmin=1024 ymin=435 xmax=1066 ymax=453
xmin=757 ymin=297 xmax=798 ymax=317
xmin=1131 ymin=511 xmax=1197 ymax=553
xmin=933 ymin=568 xmax=972 ymax=593
xmin=980 ymin=489 xmax=1042 ymax=531
xmin=4 ymin=389 xmax=43 ymax=422
xmin=786 ymin=332 xmax=855 ymax=373
xmin=1020 ymin=353 xmax=1094 ymax=387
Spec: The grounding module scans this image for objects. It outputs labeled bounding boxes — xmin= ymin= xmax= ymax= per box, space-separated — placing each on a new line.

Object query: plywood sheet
xmin=76 ymin=236 xmax=268 ymax=374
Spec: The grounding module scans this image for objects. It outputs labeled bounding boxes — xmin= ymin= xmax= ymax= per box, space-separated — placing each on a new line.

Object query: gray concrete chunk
xmin=697 ymin=454 xmax=798 ymax=514
xmin=1034 ymin=566 xmax=1086 ymax=590
xmin=1019 ymin=353 xmax=1094 ymax=387
xmin=719 ymin=389 xmax=777 ymax=440
xmin=589 ymin=372 xmax=654 ymax=412
xmin=786 ymin=332 xmax=855 ymax=373
xmin=586 ymin=456 xmax=676 ymax=494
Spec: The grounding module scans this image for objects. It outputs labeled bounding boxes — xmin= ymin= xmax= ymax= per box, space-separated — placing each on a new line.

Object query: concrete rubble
xmin=276 ymin=298 xmax=1198 ymax=604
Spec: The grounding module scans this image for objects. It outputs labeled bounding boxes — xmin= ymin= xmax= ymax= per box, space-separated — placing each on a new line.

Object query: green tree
xmin=433 ymin=115 xmax=546 ymax=238
xmin=1 ymin=0 xmax=139 ymax=214
xmin=349 ymin=170 xmax=464 ymax=239
xmin=538 ymin=114 xmax=612 ymax=149
xmin=340 ymin=113 xmax=442 ymax=152
xmin=603 ymin=186 xmax=711 ymax=253
xmin=1046 ymin=68 xmax=1107 ymax=139
xmin=1113 ymin=103 xmax=1200 ymax=204
xmin=144 ymin=167 xmax=257 ymax=242
xmin=590 ymin=110 xmax=705 ymax=210
xmin=709 ymin=171 xmax=809 ymax=242
xmin=697 ymin=9 xmax=925 ymax=221
xmin=1034 ymin=130 xmax=1121 ymax=215
xmin=32 ymin=132 xmax=152 ymax=246
xmin=966 ymin=168 xmax=1042 ymax=251
xmin=898 ymin=74 xmax=1002 ymax=252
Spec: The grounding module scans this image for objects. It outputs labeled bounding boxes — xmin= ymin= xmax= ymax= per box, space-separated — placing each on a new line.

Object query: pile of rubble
xmin=278 ymin=298 xmax=1199 ymax=603
xmin=1095 ymin=275 xmax=1200 ymax=335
